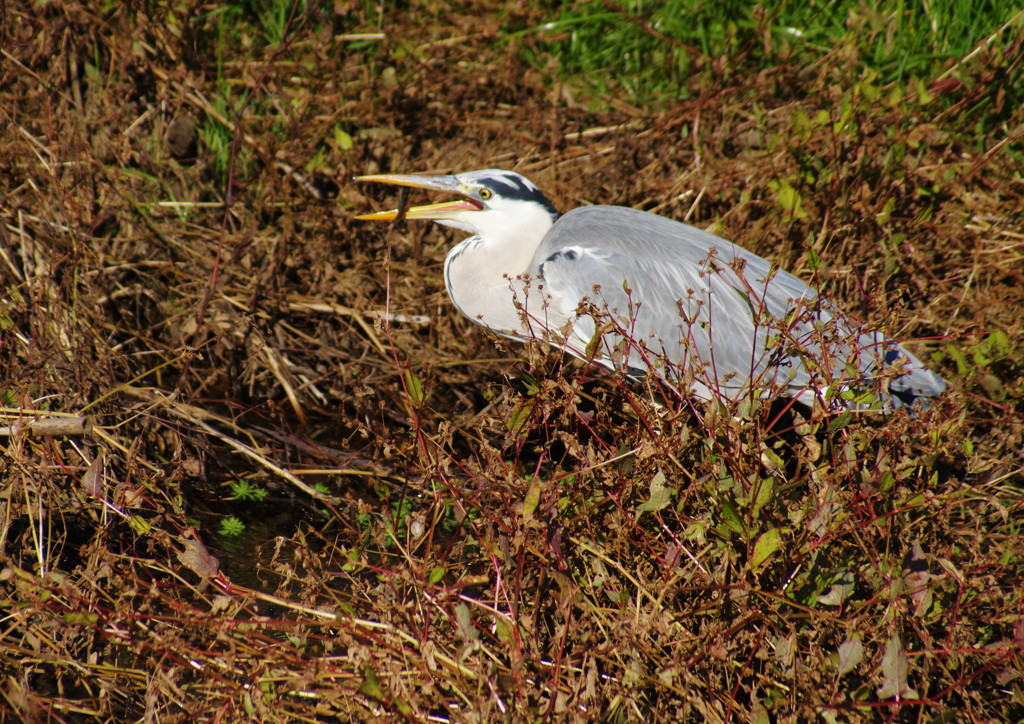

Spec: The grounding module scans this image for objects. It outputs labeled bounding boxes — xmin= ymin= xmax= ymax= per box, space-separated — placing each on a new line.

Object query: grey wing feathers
xmin=532 ymin=206 xmax=945 ymax=409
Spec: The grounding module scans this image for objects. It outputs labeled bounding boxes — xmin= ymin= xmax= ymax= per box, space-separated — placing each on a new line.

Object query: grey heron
xmin=356 ymin=169 xmax=946 ymax=411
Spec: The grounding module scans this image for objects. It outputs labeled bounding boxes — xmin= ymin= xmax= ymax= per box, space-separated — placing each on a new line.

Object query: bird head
xmin=355 ymin=169 xmax=560 ymax=239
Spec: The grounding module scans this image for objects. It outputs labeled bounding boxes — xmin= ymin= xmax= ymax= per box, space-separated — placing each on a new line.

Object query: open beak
xmin=354 ymin=173 xmax=483 ymax=221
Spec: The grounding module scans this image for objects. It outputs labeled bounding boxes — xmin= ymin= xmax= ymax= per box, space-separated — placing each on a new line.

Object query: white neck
xmin=440 ymin=200 xmax=556 ymax=335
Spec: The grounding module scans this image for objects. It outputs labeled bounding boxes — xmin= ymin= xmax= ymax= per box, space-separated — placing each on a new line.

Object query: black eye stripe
xmin=491 ymin=175 xmax=537 ymax=197
xmin=475 ymin=172 xmax=559 ymax=215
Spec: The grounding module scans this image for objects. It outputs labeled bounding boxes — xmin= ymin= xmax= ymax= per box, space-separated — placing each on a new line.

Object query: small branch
xmin=0 ymin=416 xmax=93 ymax=437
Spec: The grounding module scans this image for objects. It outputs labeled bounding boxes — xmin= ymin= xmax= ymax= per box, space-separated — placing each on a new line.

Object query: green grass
xmin=525 ymin=0 xmax=1022 ymax=113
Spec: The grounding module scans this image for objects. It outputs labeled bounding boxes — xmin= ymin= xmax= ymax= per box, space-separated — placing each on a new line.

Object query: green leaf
xmin=818 ymin=570 xmax=855 ymax=606
xmin=64 ymin=612 xmax=99 ymax=625
xmin=335 ymin=126 xmax=354 ymax=151
xmin=455 ymin=602 xmax=477 ymax=642
xmin=750 ymin=528 xmax=783 ymax=572
xmin=519 ymin=372 xmax=541 ymax=396
xmin=637 ymin=470 xmax=673 ymax=512
xmin=944 ymin=343 xmax=969 ymax=375
xmin=719 ymin=500 xmax=745 ymax=536
xmin=751 ymin=478 xmax=774 ymax=519
xmin=792 ymin=109 xmax=812 ymax=140
xmin=358 ymin=667 xmax=387 ymax=701
xmin=218 ymin=516 xmax=245 ymax=537
xmin=826 ymin=411 xmax=853 ymax=435
xmin=403 ymin=369 xmax=425 ymax=407
xmin=522 ymin=476 xmax=542 ymax=521
xmin=770 ymin=179 xmax=808 ymax=220
xmin=428 ymin=566 xmax=445 ymax=584
xmin=494 ymin=618 xmax=514 ymax=645
xmin=914 ymin=77 xmax=934 ymax=105
xmin=505 ymin=400 xmax=532 ymax=432
xmin=806 ymin=247 xmax=821 ymax=271
xmin=885 ymin=84 xmax=904 ymax=108
xmin=128 ymin=516 xmax=151 ymax=535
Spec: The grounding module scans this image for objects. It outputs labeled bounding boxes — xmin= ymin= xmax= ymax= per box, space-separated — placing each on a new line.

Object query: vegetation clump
xmin=1 ymin=1 xmax=1021 ymax=720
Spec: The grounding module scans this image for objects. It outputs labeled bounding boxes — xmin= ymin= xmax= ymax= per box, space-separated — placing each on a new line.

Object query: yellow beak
xmin=354 ymin=173 xmax=483 ymax=221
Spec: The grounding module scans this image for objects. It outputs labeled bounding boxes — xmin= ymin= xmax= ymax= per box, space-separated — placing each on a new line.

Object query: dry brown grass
xmin=1 ymin=2 xmax=1022 ymax=721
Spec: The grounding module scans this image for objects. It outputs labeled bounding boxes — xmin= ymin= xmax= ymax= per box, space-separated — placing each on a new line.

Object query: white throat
xmin=441 ymin=198 xmax=557 ymax=335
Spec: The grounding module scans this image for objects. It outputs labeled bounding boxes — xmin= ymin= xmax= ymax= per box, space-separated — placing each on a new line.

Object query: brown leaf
xmin=176 ymin=537 xmax=220 ymax=579
xmin=876 ymin=634 xmax=919 ymax=700
xmin=837 ymin=638 xmax=863 ymax=675
xmin=81 ymin=449 xmax=104 ymax=498
xmin=902 ymin=539 xmax=933 ymax=618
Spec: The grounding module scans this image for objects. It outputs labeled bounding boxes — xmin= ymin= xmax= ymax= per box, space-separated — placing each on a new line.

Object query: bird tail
xmin=859 ymin=332 xmax=947 ymax=411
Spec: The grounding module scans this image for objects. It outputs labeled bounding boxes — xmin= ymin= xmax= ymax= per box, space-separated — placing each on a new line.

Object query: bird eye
xmin=478 ymin=188 xmax=493 ymax=200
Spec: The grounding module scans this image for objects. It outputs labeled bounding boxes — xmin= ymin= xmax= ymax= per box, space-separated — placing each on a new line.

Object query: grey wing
xmin=530 ymin=206 xmax=945 ymax=408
